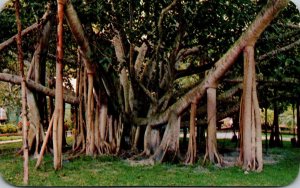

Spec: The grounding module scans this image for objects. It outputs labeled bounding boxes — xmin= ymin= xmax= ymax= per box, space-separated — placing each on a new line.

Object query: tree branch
xmin=0 ymin=6 xmax=51 ymax=51
xmin=134 ymin=0 xmax=289 ymax=127
xmin=218 ymin=84 xmax=242 ymax=101
xmin=175 ymin=62 xmax=213 ymax=79
xmin=137 ymin=80 xmax=157 ymax=104
xmin=156 ymin=0 xmax=178 ymax=56
xmin=176 ymin=46 xmax=201 ymax=62
xmin=0 ymin=73 xmax=79 ymax=104
xmin=258 ymin=38 xmax=300 ymax=61
xmin=223 ymin=77 xmax=299 ymax=84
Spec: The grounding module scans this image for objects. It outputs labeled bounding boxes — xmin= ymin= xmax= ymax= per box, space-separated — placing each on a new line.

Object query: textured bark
xmin=0 ymin=8 xmax=50 ymax=51
xmin=0 ymin=73 xmax=79 ymax=104
xmin=15 ymin=0 xmax=29 ymax=184
xmin=184 ymin=103 xmax=197 ymax=165
xmin=86 ymin=73 xmax=95 ymax=156
xmin=258 ymin=38 xmax=300 ymax=61
xmin=238 ymin=45 xmax=263 ymax=172
xmin=204 ymin=87 xmax=222 ymax=165
xmin=150 ymin=112 xmax=181 ymax=163
xmin=141 ymin=105 xmax=161 ymax=156
xmin=35 ymin=115 xmax=54 ymax=169
xmin=297 ymin=100 xmax=300 ymax=146
xmin=72 ymin=62 xmax=86 ymax=152
xmin=269 ymin=100 xmax=282 ymax=147
xmin=64 ymin=0 xmax=94 ymax=73
xmin=132 ymin=126 xmax=140 ymax=151
xmin=112 ymin=34 xmax=133 ymax=114
xmin=26 ymin=17 xmax=52 ymax=157
xmin=53 ymin=0 xmax=65 ymax=170
xmin=99 ymin=103 xmax=108 ymax=141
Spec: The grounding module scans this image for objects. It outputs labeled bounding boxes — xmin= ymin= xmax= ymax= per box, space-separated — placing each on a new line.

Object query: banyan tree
xmin=0 ymin=0 xmax=299 ymax=184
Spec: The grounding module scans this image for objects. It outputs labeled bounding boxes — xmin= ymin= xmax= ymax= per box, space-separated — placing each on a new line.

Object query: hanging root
xmin=96 ymin=141 xmax=111 ymax=154
xmin=129 ymin=150 xmax=150 ymax=160
xmin=66 ymin=147 xmax=86 ymax=161
xmin=203 ymin=147 xmax=223 ymax=167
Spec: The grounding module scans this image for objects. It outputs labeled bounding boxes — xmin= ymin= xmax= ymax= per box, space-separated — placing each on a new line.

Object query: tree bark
xmin=0 ymin=73 xmax=79 ymax=104
xmin=35 ymin=115 xmax=54 ymax=169
xmin=26 ymin=17 xmax=52 ymax=157
xmin=0 ymin=8 xmax=50 ymax=52
xmin=15 ymin=0 xmax=29 ymax=184
xmin=53 ymin=0 xmax=65 ymax=170
xmin=150 ymin=112 xmax=181 ymax=163
xmin=184 ymin=102 xmax=197 ymax=165
xmin=204 ymin=87 xmax=222 ymax=165
xmin=269 ymin=100 xmax=282 ymax=147
xmin=86 ymin=73 xmax=95 ymax=156
xmin=238 ymin=45 xmax=263 ymax=172
xmin=297 ymin=99 xmax=300 ymax=146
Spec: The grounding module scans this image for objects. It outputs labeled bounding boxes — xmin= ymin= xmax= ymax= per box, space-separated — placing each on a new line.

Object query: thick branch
xmin=156 ymin=0 xmax=178 ymax=54
xmin=175 ymin=62 xmax=213 ymax=79
xmin=0 ymin=73 xmax=79 ymax=104
xmin=176 ymin=46 xmax=201 ymax=62
xmin=224 ymin=77 xmax=299 ymax=84
xmin=135 ymin=0 xmax=289 ymax=127
xmin=137 ymin=80 xmax=157 ymax=104
xmin=0 ymin=7 xmax=50 ymax=51
xmin=258 ymin=38 xmax=300 ymax=61
xmin=218 ymin=84 xmax=242 ymax=101
xmin=277 ymin=23 xmax=300 ymax=29
xmin=64 ymin=0 xmax=94 ymax=73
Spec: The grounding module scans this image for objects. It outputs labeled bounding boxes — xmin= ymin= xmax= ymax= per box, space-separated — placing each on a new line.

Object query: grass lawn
xmin=0 ymin=141 xmax=299 ymax=186
xmin=0 ymin=136 xmax=22 ymax=142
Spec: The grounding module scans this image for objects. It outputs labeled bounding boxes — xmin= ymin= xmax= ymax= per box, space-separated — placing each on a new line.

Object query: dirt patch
xmin=221 ymin=151 xmax=280 ymax=166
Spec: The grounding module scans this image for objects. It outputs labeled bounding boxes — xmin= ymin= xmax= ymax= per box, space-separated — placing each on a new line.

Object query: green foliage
xmin=260 ymin=108 xmax=274 ymax=125
xmin=0 ymin=136 xmax=21 ymax=142
xmin=279 ymin=105 xmax=297 ymax=127
xmin=0 ymin=123 xmax=18 ymax=134
xmin=64 ymin=119 xmax=74 ymax=131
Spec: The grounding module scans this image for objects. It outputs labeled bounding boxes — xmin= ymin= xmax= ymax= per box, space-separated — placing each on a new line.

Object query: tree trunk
xmin=297 ymin=99 xmax=300 ymax=146
xmin=269 ymin=99 xmax=282 ymax=147
xmin=150 ymin=112 xmax=181 ymax=163
xmin=53 ymin=0 xmax=65 ymax=170
xmin=86 ymin=73 xmax=95 ymax=156
xmin=25 ymin=18 xmax=51 ymax=157
xmin=204 ymin=87 xmax=222 ymax=165
xmin=238 ymin=45 xmax=263 ymax=172
xmin=184 ymin=102 xmax=197 ymax=165
xmin=15 ymin=0 xmax=29 ymax=184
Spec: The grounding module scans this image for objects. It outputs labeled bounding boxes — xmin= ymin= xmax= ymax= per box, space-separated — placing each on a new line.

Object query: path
xmin=0 ymin=139 xmax=22 ymax=145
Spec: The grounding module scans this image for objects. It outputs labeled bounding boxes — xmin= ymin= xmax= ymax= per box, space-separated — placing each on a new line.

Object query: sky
xmin=291 ymin=0 xmax=300 ymax=13
xmin=0 ymin=0 xmax=10 ymax=13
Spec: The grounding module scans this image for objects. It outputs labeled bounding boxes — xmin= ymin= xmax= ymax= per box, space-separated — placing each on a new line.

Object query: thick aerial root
xmin=96 ymin=141 xmax=111 ymax=154
xmin=184 ymin=148 xmax=197 ymax=165
xmin=66 ymin=147 xmax=86 ymax=161
xmin=129 ymin=150 xmax=150 ymax=160
xmin=203 ymin=147 xmax=223 ymax=166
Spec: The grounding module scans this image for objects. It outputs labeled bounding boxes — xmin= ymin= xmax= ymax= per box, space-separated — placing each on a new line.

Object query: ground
xmin=0 ymin=137 xmax=299 ymax=186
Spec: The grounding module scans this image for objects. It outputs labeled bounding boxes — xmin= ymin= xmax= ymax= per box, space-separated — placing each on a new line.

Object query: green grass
xmin=0 ymin=141 xmax=299 ymax=186
xmin=0 ymin=136 xmax=22 ymax=142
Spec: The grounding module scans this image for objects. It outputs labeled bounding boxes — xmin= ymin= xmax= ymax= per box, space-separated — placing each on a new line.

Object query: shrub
xmin=64 ymin=119 xmax=74 ymax=130
xmin=0 ymin=123 xmax=18 ymax=134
